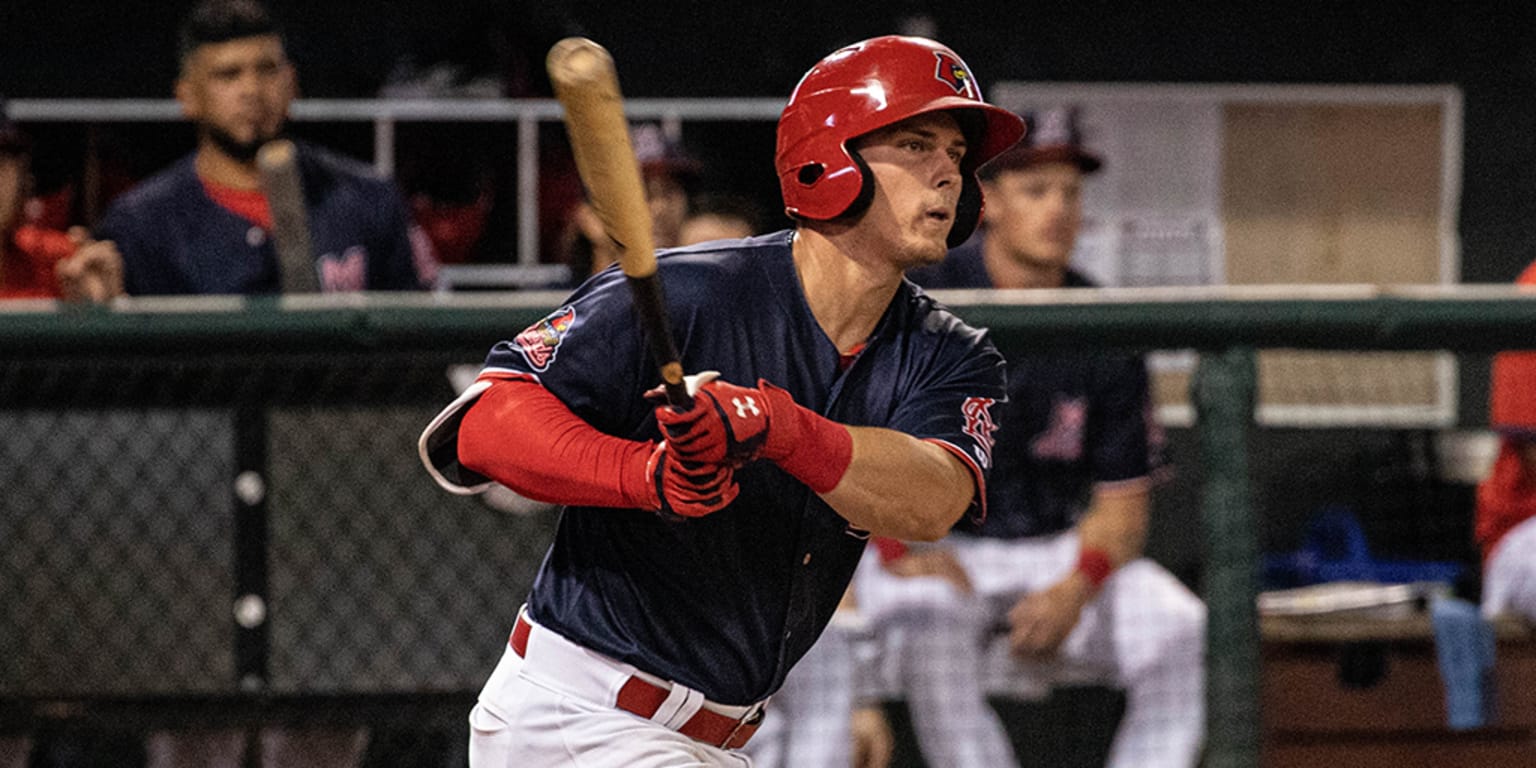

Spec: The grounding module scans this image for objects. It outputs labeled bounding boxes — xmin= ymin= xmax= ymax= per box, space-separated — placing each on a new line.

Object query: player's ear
xmin=280 ymin=59 xmax=300 ymax=104
xmin=174 ymin=75 xmax=200 ymax=121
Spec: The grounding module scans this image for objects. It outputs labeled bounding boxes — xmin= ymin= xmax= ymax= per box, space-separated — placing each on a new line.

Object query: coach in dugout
xmin=71 ymin=1 xmax=433 ymax=765
xmin=78 ymin=0 xmax=435 ymax=297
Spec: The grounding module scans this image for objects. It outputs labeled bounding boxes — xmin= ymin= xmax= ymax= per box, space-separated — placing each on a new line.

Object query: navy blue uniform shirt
xmin=909 ymin=236 xmax=1162 ymax=539
xmin=435 ymin=231 xmax=1006 ymax=704
xmin=97 ymin=142 xmax=429 ymax=295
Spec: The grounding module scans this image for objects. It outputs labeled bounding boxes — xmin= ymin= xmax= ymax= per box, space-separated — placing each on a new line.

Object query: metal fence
xmin=3 ymin=287 xmax=1534 ymax=767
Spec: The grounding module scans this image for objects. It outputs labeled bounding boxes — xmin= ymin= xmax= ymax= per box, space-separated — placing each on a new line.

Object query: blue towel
xmin=1263 ymin=505 xmax=1465 ymax=589
xmin=1431 ymin=596 xmax=1496 ymax=730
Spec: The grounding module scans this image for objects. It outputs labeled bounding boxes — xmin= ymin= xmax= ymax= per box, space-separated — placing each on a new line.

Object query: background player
xmin=851 ymin=107 xmax=1207 ymax=768
xmin=0 ymin=98 xmax=121 ymax=303
xmin=1477 ymin=257 xmax=1536 ymax=626
xmin=91 ymin=0 xmax=434 ymax=296
xmin=679 ymin=193 xmax=766 ymax=246
xmin=77 ymin=2 xmax=433 ymax=765
xmin=559 ymin=122 xmax=702 ymax=283
xmin=418 ymin=35 xmax=1023 ymax=767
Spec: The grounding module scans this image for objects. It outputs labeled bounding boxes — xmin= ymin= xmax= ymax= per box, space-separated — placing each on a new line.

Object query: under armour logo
xmin=733 ymin=396 xmax=760 ymax=418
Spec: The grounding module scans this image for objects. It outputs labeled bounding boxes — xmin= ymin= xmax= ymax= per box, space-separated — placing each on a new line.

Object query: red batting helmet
xmin=776 ymin=35 xmax=1025 ymax=246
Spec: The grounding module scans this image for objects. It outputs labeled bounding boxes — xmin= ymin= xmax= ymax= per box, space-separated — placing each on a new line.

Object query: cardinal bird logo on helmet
xmin=514 ymin=305 xmax=577 ymax=371
xmin=933 ymin=51 xmax=975 ymax=97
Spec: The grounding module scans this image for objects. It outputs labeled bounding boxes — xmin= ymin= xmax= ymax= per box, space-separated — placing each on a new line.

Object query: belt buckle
xmin=720 ymin=701 xmax=767 ymax=750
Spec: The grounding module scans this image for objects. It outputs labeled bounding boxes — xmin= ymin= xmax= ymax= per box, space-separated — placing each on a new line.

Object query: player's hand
xmin=851 ymin=704 xmax=894 ymax=768
xmin=1006 ymin=576 xmax=1091 ymax=658
xmin=653 ymin=374 xmax=851 ymax=495
xmin=883 ymin=547 xmax=973 ymax=595
xmin=653 ymin=375 xmax=779 ymax=466
xmin=644 ymin=441 xmax=739 ymax=520
xmin=55 ymin=230 xmax=123 ymax=303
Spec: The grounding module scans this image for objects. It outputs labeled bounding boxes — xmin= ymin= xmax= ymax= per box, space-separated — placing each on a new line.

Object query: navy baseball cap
xmin=631 ymin=123 xmax=702 ymax=184
xmin=0 ymin=97 xmax=31 ymax=155
xmin=979 ymin=106 xmax=1100 ymax=178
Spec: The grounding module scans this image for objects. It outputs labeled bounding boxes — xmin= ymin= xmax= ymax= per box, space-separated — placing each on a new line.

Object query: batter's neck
xmin=791 ymin=230 xmax=897 ymax=354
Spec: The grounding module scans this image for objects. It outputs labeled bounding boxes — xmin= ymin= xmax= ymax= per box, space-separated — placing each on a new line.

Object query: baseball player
xmin=90 ymin=0 xmax=435 ymax=296
xmin=82 ymin=2 xmax=429 ymax=766
xmin=419 ymin=35 xmax=1023 ymax=767
xmin=0 ymin=100 xmax=121 ymax=303
xmin=1477 ymin=258 xmax=1536 ymax=625
xmin=849 ymin=108 xmax=1207 ymax=768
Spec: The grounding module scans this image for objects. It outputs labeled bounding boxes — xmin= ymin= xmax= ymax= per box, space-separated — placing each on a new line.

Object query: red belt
xmin=509 ymin=614 xmax=763 ymax=750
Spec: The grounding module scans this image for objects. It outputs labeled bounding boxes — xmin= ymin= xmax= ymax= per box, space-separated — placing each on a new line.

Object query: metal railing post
xmin=1195 ymin=346 xmax=1261 ymax=768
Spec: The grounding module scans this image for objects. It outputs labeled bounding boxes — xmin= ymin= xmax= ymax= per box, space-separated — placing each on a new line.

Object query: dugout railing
xmin=4 ymin=287 xmax=1536 ymax=767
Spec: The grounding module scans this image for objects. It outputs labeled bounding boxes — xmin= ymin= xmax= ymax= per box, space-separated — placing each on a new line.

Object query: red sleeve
xmin=458 ymin=378 xmax=657 ymax=510
xmin=1476 ymin=438 xmax=1536 ymax=563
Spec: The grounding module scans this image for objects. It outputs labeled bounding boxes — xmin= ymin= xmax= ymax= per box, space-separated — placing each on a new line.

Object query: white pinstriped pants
xmin=853 ymin=531 xmax=1207 ymax=768
xmin=1483 ymin=515 xmax=1536 ymax=623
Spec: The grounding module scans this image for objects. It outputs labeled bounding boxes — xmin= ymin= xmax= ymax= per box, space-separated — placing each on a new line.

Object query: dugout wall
xmin=3 ymin=291 xmax=1534 ymax=766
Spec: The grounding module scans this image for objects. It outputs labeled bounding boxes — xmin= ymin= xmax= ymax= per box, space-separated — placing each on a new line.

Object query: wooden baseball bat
xmin=256 ymin=139 xmax=319 ymax=293
xmin=546 ymin=37 xmax=691 ymax=408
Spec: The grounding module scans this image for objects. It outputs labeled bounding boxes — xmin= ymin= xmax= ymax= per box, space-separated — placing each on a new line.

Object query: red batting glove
xmin=655 ymin=377 xmax=772 ymax=466
xmin=640 ymin=442 xmax=740 ymax=520
xmin=654 ymin=377 xmax=852 ymax=493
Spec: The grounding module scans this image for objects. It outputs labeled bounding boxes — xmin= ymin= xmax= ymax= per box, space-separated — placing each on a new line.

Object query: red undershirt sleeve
xmin=457 ymin=378 xmax=657 ymax=510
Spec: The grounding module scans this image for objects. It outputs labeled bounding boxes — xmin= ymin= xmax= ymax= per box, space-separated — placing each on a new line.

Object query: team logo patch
xmin=933 ymin=51 xmax=975 ymax=97
xmin=961 ymin=397 xmax=999 ymax=469
xmin=1033 ymin=396 xmax=1087 ymax=461
xmin=513 ymin=306 xmax=577 ymax=371
xmin=320 ymin=246 xmax=367 ymax=292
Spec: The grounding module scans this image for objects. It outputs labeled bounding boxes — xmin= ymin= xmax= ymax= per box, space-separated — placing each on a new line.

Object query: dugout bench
xmin=1261 ymin=613 xmax=1536 ymax=768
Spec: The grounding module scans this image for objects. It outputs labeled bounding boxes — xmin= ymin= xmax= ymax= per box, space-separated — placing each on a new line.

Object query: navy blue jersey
xmin=453 ymin=231 xmax=1005 ymax=704
xmin=97 ymin=142 xmax=430 ymax=295
xmin=908 ymin=237 xmax=1161 ymax=539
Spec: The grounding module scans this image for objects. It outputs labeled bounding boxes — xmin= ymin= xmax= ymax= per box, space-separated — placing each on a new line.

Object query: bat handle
xmin=660 ymin=364 xmax=693 ymax=410
xmin=626 ymin=274 xmax=694 ymax=410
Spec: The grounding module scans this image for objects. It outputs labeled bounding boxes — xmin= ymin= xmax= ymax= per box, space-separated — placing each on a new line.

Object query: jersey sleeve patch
xmin=514 ymin=305 xmax=577 ymax=371
xmin=961 ymin=396 xmax=999 ymax=470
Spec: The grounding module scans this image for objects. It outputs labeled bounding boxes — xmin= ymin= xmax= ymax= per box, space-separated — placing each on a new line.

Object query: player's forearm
xmin=821 ymin=427 xmax=974 ymax=540
xmin=1075 ymin=484 xmax=1151 ymax=568
xmin=459 ymin=379 xmax=653 ymax=508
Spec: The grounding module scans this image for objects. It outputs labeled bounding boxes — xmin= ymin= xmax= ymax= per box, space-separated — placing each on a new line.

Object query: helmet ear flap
xmin=948 ymin=176 xmax=983 ymax=247
xmin=837 ymin=149 xmax=876 ymax=223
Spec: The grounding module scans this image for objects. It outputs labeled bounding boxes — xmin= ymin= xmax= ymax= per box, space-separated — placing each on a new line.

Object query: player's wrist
xmin=1074 ymin=546 xmax=1114 ymax=592
xmin=757 ymin=380 xmax=852 ymax=493
xmin=622 ymin=441 xmax=664 ymax=511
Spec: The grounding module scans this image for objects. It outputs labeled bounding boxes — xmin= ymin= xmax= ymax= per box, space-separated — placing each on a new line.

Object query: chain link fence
xmin=0 ymin=309 xmax=558 ymax=766
xmin=3 ymin=291 xmax=1534 ymax=768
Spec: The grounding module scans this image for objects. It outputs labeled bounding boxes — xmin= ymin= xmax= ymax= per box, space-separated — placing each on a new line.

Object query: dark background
xmin=0 ymin=0 xmax=1510 ymax=551
xmin=0 ymin=7 xmax=1505 ymax=761
xmin=2 ymin=1 xmax=1533 ymax=284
